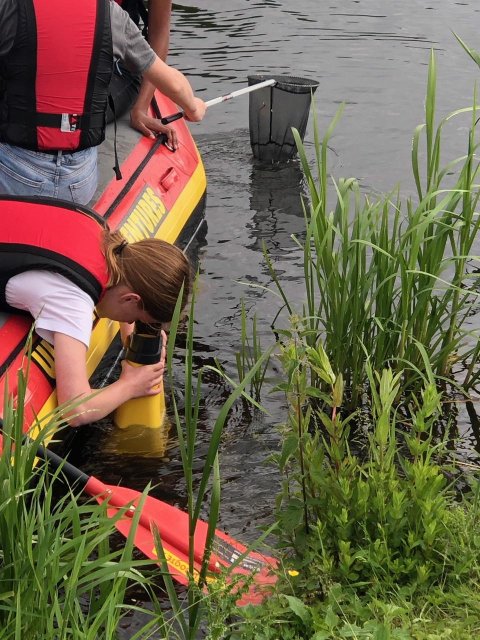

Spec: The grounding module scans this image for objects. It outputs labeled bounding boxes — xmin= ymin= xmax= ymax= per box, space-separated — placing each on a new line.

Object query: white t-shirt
xmin=5 ymin=270 xmax=95 ymax=349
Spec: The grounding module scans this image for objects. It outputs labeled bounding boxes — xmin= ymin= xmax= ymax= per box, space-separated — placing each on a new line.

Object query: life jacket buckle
xmin=60 ymin=113 xmax=79 ymax=133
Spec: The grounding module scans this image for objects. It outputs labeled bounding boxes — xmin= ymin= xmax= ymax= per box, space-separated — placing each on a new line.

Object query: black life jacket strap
xmin=137 ymin=0 xmax=149 ymax=37
xmin=150 ymin=95 xmax=161 ymax=119
xmin=108 ymin=94 xmax=122 ymax=181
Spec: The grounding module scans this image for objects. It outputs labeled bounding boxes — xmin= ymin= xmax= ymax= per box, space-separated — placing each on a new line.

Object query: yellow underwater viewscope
xmin=114 ymin=321 xmax=166 ymax=431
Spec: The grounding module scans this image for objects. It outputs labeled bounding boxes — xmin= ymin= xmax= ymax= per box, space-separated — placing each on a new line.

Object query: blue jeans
xmin=0 ymin=143 xmax=98 ymax=205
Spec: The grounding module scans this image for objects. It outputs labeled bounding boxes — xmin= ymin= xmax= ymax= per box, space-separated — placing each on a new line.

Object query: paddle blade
xmin=209 ymin=527 xmax=278 ymax=605
xmin=86 ymin=478 xmax=278 ymax=605
xmin=114 ymin=517 xmax=200 ymax=587
xmin=112 ymin=504 xmax=276 ymax=606
xmin=150 ymin=499 xmax=278 ymax=606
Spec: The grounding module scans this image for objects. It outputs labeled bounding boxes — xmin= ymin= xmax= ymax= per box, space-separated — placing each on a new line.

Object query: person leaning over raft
xmin=0 ymin=0 xmax=205 ymax=205
xmin=1 ymin=197 xmax=190 ymax=427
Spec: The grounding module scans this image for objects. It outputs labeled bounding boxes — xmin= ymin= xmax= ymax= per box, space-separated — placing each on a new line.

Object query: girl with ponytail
xmin=2 ymin=199 xmax=191 ymax=427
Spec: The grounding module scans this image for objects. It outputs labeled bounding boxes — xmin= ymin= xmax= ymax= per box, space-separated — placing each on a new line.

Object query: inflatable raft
xmin=0 ymin=91 xmax=207 ymax=436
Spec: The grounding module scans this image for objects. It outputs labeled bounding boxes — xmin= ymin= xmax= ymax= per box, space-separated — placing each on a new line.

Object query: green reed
xmin=233 ymin=345 xmax=480 ymax=639
xmin=158 ymin=280 xmax=273 ymax=639
xmin=265 ymin=50 xmax=480 ymax=409
xmin=235 ymin=300 xmax=271 ymax=401
xmin=0 ymin=366 xmax=166 ymax=639
xmin=225 ymin=46 xmax=480 ymax=639
xmin=0 ymin=293 xmax=275 ymax=640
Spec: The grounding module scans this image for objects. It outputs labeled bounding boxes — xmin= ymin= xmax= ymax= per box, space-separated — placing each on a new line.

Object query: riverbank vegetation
xmin=225 ymin=50 xmax=480 ymax=638
xmin=3 ymin=48 xmax=480 ymax=639
xmin=0 ymin=296 xmax=269 ymax=639
xmin=0 ymin=370 xmax=166 ymax=638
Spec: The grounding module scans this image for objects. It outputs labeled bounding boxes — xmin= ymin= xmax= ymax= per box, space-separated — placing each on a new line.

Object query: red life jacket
xmin=0 ymin=197 xmax=110 ymax=313
xmin=0 ymin=0 xmax=113 ymax=152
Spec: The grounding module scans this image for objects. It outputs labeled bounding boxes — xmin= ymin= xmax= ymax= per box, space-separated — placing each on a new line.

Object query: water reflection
xmin=103 ymin=422 xmax=171 ymax=458
xmin=248 ymin=163 xmax=306 ymax=252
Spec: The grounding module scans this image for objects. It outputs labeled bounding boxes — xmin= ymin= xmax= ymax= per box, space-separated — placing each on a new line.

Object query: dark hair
xmin=104 ymin=230 xmax=191 ymax=323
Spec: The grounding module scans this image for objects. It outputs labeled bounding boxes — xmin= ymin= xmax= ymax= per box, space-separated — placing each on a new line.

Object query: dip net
xmin=248 ymin=74 xmax=319 ymax=162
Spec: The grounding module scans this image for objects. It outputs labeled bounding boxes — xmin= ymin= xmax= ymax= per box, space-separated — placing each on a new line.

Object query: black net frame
xmin=248 ymin=74 xmax=319 ymax=162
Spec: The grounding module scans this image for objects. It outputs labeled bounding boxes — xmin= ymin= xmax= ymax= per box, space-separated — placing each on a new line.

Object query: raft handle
xmin=159 ymin=167 xmax=178 ymax=191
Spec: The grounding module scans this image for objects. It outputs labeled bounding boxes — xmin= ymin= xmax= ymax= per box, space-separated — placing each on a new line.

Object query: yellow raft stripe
xmin=30 ymin=157 xmax=206 ymax=434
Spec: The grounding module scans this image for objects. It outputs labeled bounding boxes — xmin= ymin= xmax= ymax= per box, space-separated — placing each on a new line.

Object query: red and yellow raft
xmin=0 ymin=91 xmax=207 ymax=434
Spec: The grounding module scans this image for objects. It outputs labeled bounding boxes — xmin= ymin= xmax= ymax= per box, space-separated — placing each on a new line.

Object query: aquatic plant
xmin=231 ymin=349 xmax=480 ymax=639
xmin=0 ymin=294 xmax=275 ymax=640
xmin=0 ymin=358 xmax=168 ymax=639
xmin=226 ymin=47 xmax=480 ymax=640
xmin=152 ymin=280 xmax=274 ymax=639
xmin=235 ymin=300 xmax=271 ymax=401
xmin=265 ymin=50 xmax=480 ymax=411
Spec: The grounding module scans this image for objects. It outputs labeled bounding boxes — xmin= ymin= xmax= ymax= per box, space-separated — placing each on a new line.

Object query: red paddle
xmin=35 ymin=443 xmax=278 ymax=606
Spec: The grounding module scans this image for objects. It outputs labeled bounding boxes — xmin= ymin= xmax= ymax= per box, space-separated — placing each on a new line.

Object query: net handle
xmin=161 ymin=79 xmax=276 ymax=125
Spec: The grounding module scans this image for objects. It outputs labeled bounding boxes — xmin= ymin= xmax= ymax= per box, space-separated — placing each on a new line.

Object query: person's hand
xmin=120 ymin=360 xmax=164 ymax=397
xmin=130 ymin=107 xmax=179 ymax=148
xmin=184 ymin=97 xmax=206 ymax=122
xmin=118 ymin=330 xmax=167 ymax=398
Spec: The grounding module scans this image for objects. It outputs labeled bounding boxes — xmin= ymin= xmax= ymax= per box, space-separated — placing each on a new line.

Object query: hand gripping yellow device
xmin=114 ymin=322 xmax=166 ymax=430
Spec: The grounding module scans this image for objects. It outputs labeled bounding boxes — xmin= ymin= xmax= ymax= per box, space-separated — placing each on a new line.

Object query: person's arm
xmin=148 ymin=0 xmax=171 ymax=62
xmin=112 ymin=1 xmax=205 ymax=134
xmin=142 ymin=57 xmax=205 ymax=122
xmin=54 ymin=332 xmax=165 ymax=427
xmin=130 ymin=0 xmax=174 ymax=138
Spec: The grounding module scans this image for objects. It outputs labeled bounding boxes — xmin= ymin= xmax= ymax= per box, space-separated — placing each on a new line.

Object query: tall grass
xmin=233 ymin=347 xmax=480 ymax=639
xmin=0 ymin=366 xmax=166 ymax=639
xmin=226 ymin=46 xmax=480 ymax=638
xmin=152 ymin=280 xmax=273 ymax=639
xmin=235 ymin=301 xmax=271 ymax=401
xmin=0 ymin=288 xmax=274 ymax=639
xmin=266 ymin=50 xmax=480 ymax=409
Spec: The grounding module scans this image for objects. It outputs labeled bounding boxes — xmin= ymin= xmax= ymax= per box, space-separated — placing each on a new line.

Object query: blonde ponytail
xmin=103 ymin=229 xmax=191 ymax=322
